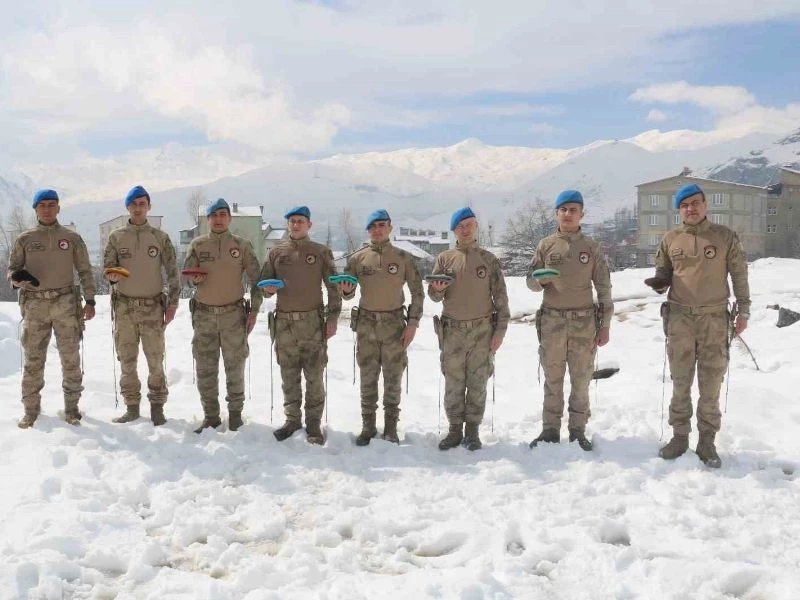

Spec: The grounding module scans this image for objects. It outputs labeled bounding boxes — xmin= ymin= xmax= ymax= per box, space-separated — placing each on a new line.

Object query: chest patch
xmin=704 ymin=245 xmax=717 ymax=259
xmin=476 ymin=265 xmax=488 ymax=279
xmin=578 ymin=251 xmax=590 ymax=264
xmin=670 ymin=248 xmax=685 ymax=259
xmin=147 ymin=245 xmax=159 ymax=258
xmin=305 ymin=254 xmax=317 ymax=265
xmin=198 ymin=251 xmax=213 ymax=263
xmin=359 ymin=266 xmax=376 ymax=277
xmin=387 ymin=263 xmax=399 ymax=275
xmin=58 ymin=239 xmax=70 ymax=251
xmin=230 ymin=247 xmax=241 ymax=259
xmin=119 ymin=247 xmax=132 ymax=258
xmin=546 ymin=252 xmax=563 ymax=265
xmin=28 ymin=241 xmax=44 ymax=252
xmin=277 ymin=254 xmax=292 ymax=265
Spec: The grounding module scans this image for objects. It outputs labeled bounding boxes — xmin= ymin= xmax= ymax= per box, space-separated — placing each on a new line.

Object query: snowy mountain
xmin=704 ymin=128 xmax=800 ymax=187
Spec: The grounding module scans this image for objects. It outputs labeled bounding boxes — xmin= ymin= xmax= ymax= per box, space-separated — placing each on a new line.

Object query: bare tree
xmin=186 ymin=188 xmax=206 ymax=226
xmin=325 ymin=222 xmax=333 ymax=248
xmin=498 ymin=199 xmax=556 ymax=275
xmin=339 ymin=207 xmax=359 ymax=252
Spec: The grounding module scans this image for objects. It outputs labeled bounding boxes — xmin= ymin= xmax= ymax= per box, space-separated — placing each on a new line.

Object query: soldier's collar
xmin=289 ymin=235 xmax=310 ymax=246
xmin=209 ymin=230 xmax=230 ymax=239
xmin=369 ymin=239 xmax=391 ymax=251
xmin=36 ymin=220 xmax=60 ymax=230
xmin=127 ymin=219 xmax=150 ymax=229
xmin=556 ymin=227 xmax=582 ymax=241
xmin=455 ymin=240 xmax=478 ymax=251
xmin=682 ymin=218 xmax=710 ymax=234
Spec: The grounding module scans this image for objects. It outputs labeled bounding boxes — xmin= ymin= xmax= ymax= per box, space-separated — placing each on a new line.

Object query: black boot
xmin=113 ymin=404 xmax=140 ymax=424
xmin=529 ymin=428 xmax=560 ymax=448
xmin=64 ymin=408 xmax=82 ymax=426
xmin=355 ymin=414 xmax=378 ymax=446
xmin=464 ymin=422 xmax=482 ymax=451
xmin=150 ymin=404 xmax=166 ymax=426
xmin=696 ymin=433 xmax=721 ymax=468
xmin=306 ymin=421 xmax=325 ymax=445
xmin=659 ymin=433 xmax=689 ymax=460
xmin=273 ymin=420 xmax=302 ymax=441
xmin=438 ymin=423 xmax=464 ymax=450
xmin=382 ymin=416 xmax=400 ymax=444
xmin=569 ymin=428 xmax=593 ymax=451
xmin=18 ymin=412 xmax=38 ymax=429
xmin=229 ymin=410 xmax=243 ymax=432
xmin=194 ymin=416 xmax=222 ymax=434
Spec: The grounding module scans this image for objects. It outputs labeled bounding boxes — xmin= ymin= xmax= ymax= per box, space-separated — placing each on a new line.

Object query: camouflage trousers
xmin=538 ymin=309 xmax=596 ymax=430
xmin=113 ymin=294 xmax=166 ymax=406
xmin=274 ymin=310 xmax=327 ymax=424
xmin=439 ymin=317 xmax=493 ymax=425
xmin=665 ymin=304 xmax=729 ymax=435
xmin=19 ymin=290 xmax=83 ymax=415
xmin=356 ymin=309 xmax=407 ymax=419
xmin=191 ymin=301 xmax=249 ymax=418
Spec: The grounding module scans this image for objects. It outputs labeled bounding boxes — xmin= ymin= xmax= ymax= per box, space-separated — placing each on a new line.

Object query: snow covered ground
xmin=1 ymin=259 xmax=799 ymax=599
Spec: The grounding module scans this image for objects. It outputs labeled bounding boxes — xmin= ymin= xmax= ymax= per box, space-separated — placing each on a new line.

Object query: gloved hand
xmin=644 ymin=277 xmax=670 ymax=294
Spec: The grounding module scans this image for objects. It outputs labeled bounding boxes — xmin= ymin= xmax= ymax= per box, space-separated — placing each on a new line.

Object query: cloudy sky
xmin=1 ymin=0 xmax=799 ymax=166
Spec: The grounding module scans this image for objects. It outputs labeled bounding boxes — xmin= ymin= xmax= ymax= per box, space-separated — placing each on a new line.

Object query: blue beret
xmin=674 ymin=184 xmax=704 ymax=209
xmin=555 ymin=190 xmax=583 ymax=209
xmin=32 ymin=189 xmax=59 ymax=208
xmin=284 ymin=205 xmax=311 ymax=220
xmin=450 ymin=207 xmax=476 ymax=231
xmin=365 ymin=209 xmax=391 ymax=230
xmin=206 ymin=198 xmax=231 ymax=216
xmin=125 ymin=185 xmax=150 ymax=207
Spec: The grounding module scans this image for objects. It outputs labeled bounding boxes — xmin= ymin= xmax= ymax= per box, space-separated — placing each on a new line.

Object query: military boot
xmin=18 ymin=412 xmax=37 ymax=429
xmin=696 ymin=433 xmax=721 ymax=469
xmin=658 ymin=433 xmax=689 ymax=460
xmin=64 ymin=409 xmax=82 ymax=426
xmin=306 ymin=421 xmax=325 ymax=446
xmin=382 ymin=416 xmax=400 ymax=445
xmin=529 ymin=428 xmax=560 ymax=448
xmin=228 ymin=411 xmax=244 ymax=432
xmin=355 ymin=414 xmax=378 ymax=446
xmin=438 ymin=423 xmax=464 ymax=450
xmin=194 ymin=416 xmax=222 ymax=434
xmin=150 ymin=404 xmax=166 ymax=426
xmin=273 ymin=420 xmax=302 ymax=441
xmin=464 ymin=422 xmax=482 ymax=451
xmin=113 ymin=404 xmax=140 ymax=424
xmin=569 ymin=428 xmax=593 ymax=451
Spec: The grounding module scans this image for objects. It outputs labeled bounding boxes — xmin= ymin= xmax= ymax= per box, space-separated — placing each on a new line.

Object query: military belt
xmin=357 ymin=308 xmax=405 ymax=321
xmin=667 ymin=302 xmax=728 ymax=316
xmin=23 ymin=285 xmax=74 ymax=300
xmin=442 ymin=315 xmax=492 ymax=329
xmin=193 ymin=299 xmax=243 ymax=314
xmin=276 ymin=309 xmax=320 ymax=321
xmin=115 ymin=292 xmax=162 ymax=307
xmin=540 ymin=307 xmax=595 ymax=319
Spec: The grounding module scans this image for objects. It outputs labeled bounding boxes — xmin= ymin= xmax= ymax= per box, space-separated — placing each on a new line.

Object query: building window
xmin=711 ymin=193 xmax=724 ymax=205
xmin=768 ymin=206 xmax=778 ymax=216
xmin=673 ymin=214 xmax=681 ymax=225
xmin=767 ymin=224 xmax=777 ymax=233
xmin=649 ymin=194 xmax=660 ymax=207
xmin=648 ymin=215 xmax=659 ymax=226
xmin=711 ymin=214 xmax=725 ymax=225
xmin=649 ymin=234 xmax=659 ymax=246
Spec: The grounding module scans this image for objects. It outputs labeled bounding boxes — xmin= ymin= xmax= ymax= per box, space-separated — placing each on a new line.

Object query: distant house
xmin=263 ymin=223 xmax=289 ymax=252
xmin=393 ymin=226 xmax=452 ymax=256
xmin=179 ymin=202 xmax=270 ymax=265
xmin=99 ymin=215 xmax=163 ymax=258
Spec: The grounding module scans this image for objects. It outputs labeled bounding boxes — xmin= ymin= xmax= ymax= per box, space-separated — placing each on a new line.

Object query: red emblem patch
xmin=58 ymin=239 xmax=70 ymax=250
xmin=579 ymin=251 xmax=590 ymax=264
xmin=230 ymin=247 xmax=241 ymax=258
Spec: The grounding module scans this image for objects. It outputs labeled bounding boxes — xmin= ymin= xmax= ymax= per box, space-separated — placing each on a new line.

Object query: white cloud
xmin=630 ymin=81 xmax=800 ymax=143
xmin=646 ymin=109 xmax=668 ymax=123
xmin=529 ymin=122 xmax=559 ymax=134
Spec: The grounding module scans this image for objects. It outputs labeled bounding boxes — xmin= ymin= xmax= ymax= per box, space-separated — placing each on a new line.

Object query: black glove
xmin=644 ymin=277 xmax=669 ymax=294
xmin=10 ymin=269 xmax=40 ymax=287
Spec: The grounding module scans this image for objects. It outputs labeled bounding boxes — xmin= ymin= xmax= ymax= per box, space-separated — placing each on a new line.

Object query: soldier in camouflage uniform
xmin=104 ymin=185 xmax=180 ymax=426
xmin=8 ymin=189 xmax=96 ymax=429
xmin=527 ymin=190 xmax=613 ymax=452
xmin=184 ymin=198 xmax=263 ymax=433
xmin=650 ymin=183 xmax=750 ymax=468
xmin=428 ymin=207 xmax=509 ymax=451
xmin=338 ymin=209 xmax=424 ymax=446
xmin=260 ymin=206 xmax=341 ymax=445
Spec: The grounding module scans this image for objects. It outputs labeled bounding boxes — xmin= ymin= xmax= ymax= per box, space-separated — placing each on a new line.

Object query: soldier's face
xmin=556 ymin=203 xmax=583 ymax=232
xmin=454 ymin=217 xmax=477 ymax=243
xmin=367 ymin=220 xmax=392 ymax=243
xmin=679 ymin=194 xmax=707 ymax=226
xmin=127 ymin=197 xmax=150 ymax=225
xmin=288 ymin=216 xmax=311 ymax=239
xmin=207 ymin=209 xmax=231 ymax=233
xmin=35 ymin=199 xmax=60 ymax=225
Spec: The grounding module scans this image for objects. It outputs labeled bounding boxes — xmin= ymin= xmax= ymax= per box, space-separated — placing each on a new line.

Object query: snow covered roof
xmin=265 ymin=228 xmax=287 ymax=240
xmin=391 ymin=240 xmax=433 ymax=260
xmin=636 ymin=174 xmax=767 ymax=191
xmin=781 ymin=166 xmax=800 ymax=176
xmin=197 ymin=205 xmax=263 ymax=217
